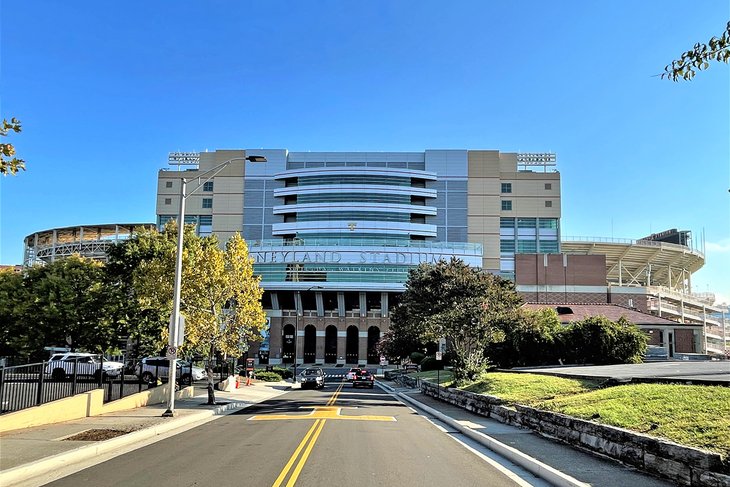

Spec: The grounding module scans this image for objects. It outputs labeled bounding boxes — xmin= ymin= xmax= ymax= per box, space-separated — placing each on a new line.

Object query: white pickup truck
xmin=45 ymin=352 xmax=124 ymax=381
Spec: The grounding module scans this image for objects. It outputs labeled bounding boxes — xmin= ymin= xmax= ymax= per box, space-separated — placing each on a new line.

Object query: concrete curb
xmin=0 ymin=400 xmax=250 ymax=487
xmin=376 ymin=381 xmax=589 ymax=487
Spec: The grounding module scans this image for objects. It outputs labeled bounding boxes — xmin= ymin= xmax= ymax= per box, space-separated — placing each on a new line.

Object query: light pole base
xmin=161 ymin=409 xmax=177 ymax=417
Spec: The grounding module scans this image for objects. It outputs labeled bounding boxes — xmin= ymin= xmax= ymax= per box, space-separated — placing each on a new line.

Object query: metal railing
xmin=0 ymin=357 xmax=196 ymax=415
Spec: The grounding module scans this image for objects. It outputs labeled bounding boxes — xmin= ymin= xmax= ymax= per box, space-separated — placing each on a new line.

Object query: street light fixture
xmin=162 ymin=154 xmax=267 ymax=417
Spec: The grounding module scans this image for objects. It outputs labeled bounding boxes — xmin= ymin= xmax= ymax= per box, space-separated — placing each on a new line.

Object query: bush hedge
xmin=254 ymin=371 xmax=283 ymax=382
xmin=489 ymin=310 xmax=647 ymax=368
xmin=419 ymin=356 xmax=444 ymax=371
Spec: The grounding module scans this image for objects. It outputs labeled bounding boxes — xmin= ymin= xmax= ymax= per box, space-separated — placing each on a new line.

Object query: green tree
xmin=662 ymin=21 xmax=730 ymax=81
xmin=390 ymin=258 xmax=523 ymax=383
xmin=0 ymin=118 xmax=24 ymax=175
xmin=110 ymin=223 xmax=266 ymax=359
xmin=0 ymin=271 xmax=29 ymax=357
xmin=11 ymin=256 xmax=118 ymax=359
xmin=564 ymin=315 xmax=647 ymax=365
xmin=489 ymin=307 xmax=564 ymax=368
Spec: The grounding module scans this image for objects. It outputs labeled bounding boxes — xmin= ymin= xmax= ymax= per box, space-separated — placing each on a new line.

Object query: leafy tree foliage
xmin=387 ymin=258 xmax=523 ymax=383
xmin=1 ymin=256 xmax=119 ymax=360
xmin=489 ymin=309 xmax=648 ymax=367
xmin=563 ymin=316 xmax=647 ymax=365
xmin=109 ymin=223 xmax=266 ymax=359
xmin=0 ymin=118 xmax=24 ymax=175
xmin=662 ymin=21 xmax=730 ymax=81
xmin=488 ymin=307 xmax=564 ymax=368
xmin=0 ymin=271 xmax=29 ymax=357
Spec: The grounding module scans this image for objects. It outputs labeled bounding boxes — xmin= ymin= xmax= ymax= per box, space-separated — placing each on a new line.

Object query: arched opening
xmin=325 ymin=326 xmax=338 ymax=364
xmin=346 ymin=326 xmax=359 ymax=364
xmin=367 ymin=326 xmax=380 ymax=365
xmin=303 ymin=325 xmax=317 ymax=363
xmin=282 ymin=324 xmax=295 ymax=364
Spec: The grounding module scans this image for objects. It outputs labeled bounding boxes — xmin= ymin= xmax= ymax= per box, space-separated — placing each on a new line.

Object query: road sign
xmin=436 ymin=352 xmax=443 ymax=361
xmin=380 ymin=356 xmax=388 ymax=366
xmin=438 ymin=338 xmax=447 ymax=354
xmin=166 ymin=345 xmax=178 ymax=359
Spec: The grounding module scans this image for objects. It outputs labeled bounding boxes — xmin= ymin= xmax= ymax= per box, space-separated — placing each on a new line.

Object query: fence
xmin=0 ymin=357 xmax=197 ymax=415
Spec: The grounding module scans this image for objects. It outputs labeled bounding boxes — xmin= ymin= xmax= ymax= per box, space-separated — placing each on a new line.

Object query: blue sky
xmin=1 ymin=1 xmax=729 ymax=303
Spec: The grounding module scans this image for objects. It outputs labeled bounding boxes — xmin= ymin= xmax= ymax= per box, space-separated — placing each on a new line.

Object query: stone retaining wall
xmin=420 ymin=381 xmax=729 ymax=487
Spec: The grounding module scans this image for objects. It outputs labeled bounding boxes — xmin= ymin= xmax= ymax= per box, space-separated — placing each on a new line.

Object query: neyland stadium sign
xmin=252 ymin=249 xmax=479 ymax=266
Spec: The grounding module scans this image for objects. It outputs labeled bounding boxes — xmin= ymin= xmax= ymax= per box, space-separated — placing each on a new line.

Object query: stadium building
xmin=156 ymin=149 xmax=561 ymax=365
xmin=23 ymin=224 xmax=155 ymax=267
xmin=156 ymin=149 xmax=728 ymax=363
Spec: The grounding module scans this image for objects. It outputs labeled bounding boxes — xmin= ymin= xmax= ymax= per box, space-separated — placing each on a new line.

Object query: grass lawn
xmin=461 ymin=372 xmax=601 ymax=404
xmin=537 ymin=383 xmax=730 ymax=459
xmin=449 ymin=372 xmax=730 ymax=459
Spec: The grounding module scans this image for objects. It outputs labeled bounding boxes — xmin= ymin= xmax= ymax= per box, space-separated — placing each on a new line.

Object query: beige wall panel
xmin=482 ymin=257 xmax=500 ymax=272
xmin=467 ymin=177 xmax=500 ymax=196
xmin=507 ymin=197 xmax=562 ymax=218
xmin=214 ymin=176 xmax=245 ymax=193
xmin=198 ymin=150 xmax=246 ymax=172
xmin=156 ymin=195 xmax=180 ymax=213
xmin=212 ymin=214 xmax=243 ymax=233
xmin=213 ymin=194 xmax=244 ymax=213
xmin=467 ymin=150 xmax=501 ymax=178
xmin=499 ymin=153 xmax=518 ymax=172
xmin=467 ymin=216 xmax=500 ymax=235
xmin=467 ymin=195 xmax=500 ymax=216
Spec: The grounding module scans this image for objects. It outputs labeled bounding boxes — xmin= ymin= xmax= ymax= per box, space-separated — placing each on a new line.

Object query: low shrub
xmin=271 ymin=366 xmax=293 ymax=379
xmin=410 ymin=351 xmax=426 ymax=364
xmin=254 ymin=371 xmax=283 ymax=382
xmin=419 ymin=356 xmax=443 ymax=371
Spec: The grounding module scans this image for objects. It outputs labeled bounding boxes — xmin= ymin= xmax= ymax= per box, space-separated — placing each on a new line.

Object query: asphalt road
xmin=45 ymin=379 xmax=524 ymax=487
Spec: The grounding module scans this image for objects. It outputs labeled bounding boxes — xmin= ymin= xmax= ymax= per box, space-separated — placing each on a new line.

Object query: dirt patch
xmin=63 ymin=429 xmax=131 ymax=441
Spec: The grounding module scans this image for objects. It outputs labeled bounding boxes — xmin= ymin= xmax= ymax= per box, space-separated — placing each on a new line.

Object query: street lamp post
xmin=162 ymin=154 xmax=266 ymax=417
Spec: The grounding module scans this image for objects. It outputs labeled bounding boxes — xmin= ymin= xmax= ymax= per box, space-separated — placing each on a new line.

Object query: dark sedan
xmin=352 ymin=369 xmax=374 ymax=388
xmin=299 ymin=367 xmax=325 ymax=389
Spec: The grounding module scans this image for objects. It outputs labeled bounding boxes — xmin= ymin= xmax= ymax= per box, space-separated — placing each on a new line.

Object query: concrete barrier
xmin=0 ymin=385 xmax=194 ymax=433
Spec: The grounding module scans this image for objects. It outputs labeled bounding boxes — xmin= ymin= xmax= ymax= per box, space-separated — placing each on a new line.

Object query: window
xmin=202 ymin=198 xmax=213 ymax=209
xmin=500 ymin=239 xmax=515 ymax=253
xmin=501 ymin=200 xmax=512 ymax=211
xmin=165 ymin=181 xmax=173 ymax=188
xmin=501 ymin=183 xmax=512 ymax=194
xmin=545 ymin=201 xmax=553 ymax=208
xmin=545 ymin=183 xmax=552 ymax=190
xmin=203 ymin=181 xmax=214 ymax=192
xmin=164 ymin=198 xmax=172 ymax=205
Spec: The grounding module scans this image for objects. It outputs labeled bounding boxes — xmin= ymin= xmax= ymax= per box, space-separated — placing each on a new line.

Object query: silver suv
xmin=135 ymin=357 xmax=206 ymax=385
xmin=45 ymin=353 xmax=124 ymax=381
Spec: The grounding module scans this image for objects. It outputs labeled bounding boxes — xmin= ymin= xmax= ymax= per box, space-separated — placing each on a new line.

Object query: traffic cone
xmin=245 ymin=374 xmax=252 ymax=386
xmin=236 ymin=376 xmax=240 ymax=388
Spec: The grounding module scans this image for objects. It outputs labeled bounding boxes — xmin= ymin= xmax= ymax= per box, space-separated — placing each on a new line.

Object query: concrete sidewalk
xmin=0 ymin=381 xmax=291 ymax=487
xmin=0 ymin=379 xmax=674 ymax=487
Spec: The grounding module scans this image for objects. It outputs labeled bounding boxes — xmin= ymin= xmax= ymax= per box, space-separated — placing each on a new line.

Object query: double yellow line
xmin=272 ymin=383 xmax=344 ymax=487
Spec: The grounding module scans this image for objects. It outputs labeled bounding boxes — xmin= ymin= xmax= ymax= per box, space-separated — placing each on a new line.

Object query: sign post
xmin=436 ymin=338 xmax=446 ymax=401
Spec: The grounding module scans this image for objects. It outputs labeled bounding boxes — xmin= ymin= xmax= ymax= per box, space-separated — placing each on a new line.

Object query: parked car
xmin=135 ymin=357 xmax=206 ymax=385
xmin=346 ymin=367 xmax=361 ymax=382
xmin=352 ymin=369 xmax=374 ymax=389
xmin=299 ymin=367 xmax=325 ymax=389
xmin=45 ymin=353 xmax=124 ymax=381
